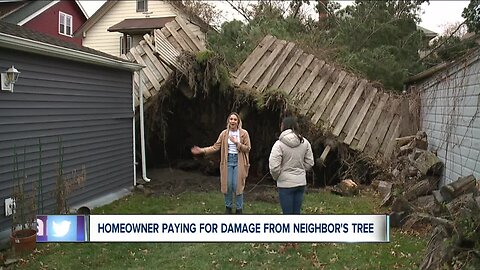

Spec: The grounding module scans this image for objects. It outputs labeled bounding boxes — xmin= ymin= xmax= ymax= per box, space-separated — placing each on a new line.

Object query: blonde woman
xmin=191 ymin=112 xmax=251 ymax=214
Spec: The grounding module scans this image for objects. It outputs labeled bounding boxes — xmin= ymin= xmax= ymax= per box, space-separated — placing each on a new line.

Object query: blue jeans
xmin=225 ymin=153 xmax=243 ymax=210
xmin=278 ymin=186 xmax=305 ymax=214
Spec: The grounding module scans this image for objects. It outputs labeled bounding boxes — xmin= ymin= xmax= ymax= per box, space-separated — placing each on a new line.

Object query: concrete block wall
xmin=420 ymin=57 xmax=480 ymax=186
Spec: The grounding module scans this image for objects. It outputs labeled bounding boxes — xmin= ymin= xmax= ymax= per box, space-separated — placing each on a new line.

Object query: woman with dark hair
xmin=191 ymin=112 xmax=251 ymax=214
xmin=269 ymin=116 xmax=314 ymax=214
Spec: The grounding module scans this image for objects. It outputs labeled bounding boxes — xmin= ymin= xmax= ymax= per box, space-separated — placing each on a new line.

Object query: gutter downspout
xmin=139 ymin=70 xmax=151 ymax=182
xmin=132 ymin=73 xmax=137 ymax=186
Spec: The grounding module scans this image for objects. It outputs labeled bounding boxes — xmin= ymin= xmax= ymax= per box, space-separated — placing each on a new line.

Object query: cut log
xmin=440 ymin=175 xmax=476 ymax=202
xmin=404 ymin=177 xmax=439 ymax=201
xmin=414 ymin=138 xmax=428 ymax=150
xmin=395 ymin=135 xmax=416 ymax=148
xmin=403 ymin=213 xmax=429 ymax=230
xmin=331 ymin=179 xmax=359 ymax=196
xmin=412 ymin=195 xmax=439 ymax=213
xmin=414 ymin=151 xmax=443 ymax=176
xmin=398 ymin=141 xmax=415 ymax=156
xmin=396 ymin=132 xmax=428 ymax=155
xmin=426 ymin=175 xmax=441 ymax=186
xmin=445 ymin=193 xmax=480 ymax=249
xmin=376 ymin=181 xmax=393 ymax=197
xmin=391 ymin=196 xmax=412 ymax=212
xmin=342 ymin=179 xmax=358 ymax=188
xmin=414 ymin=213 xmax=455 ymax=230
xmin=432 ymin=190 xmax=445 ymax=204
xmin=445 ymin=193 xmax=478 ymax=218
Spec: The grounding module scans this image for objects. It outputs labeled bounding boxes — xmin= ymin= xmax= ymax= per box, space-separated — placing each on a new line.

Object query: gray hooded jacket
xmin=269 ymin=129 xmax=314 ymax=188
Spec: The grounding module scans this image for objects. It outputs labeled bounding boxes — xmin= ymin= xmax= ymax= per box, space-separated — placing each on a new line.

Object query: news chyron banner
xmin=89 ymin=215 xmax=390 ymax=243
xmin=36 ymin=215 xmax=88 ymax=242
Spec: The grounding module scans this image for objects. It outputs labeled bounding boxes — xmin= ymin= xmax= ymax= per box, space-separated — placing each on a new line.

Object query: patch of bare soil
xmin=138 ymin=168 xmax=219 ymax=196
xmin=137 ymin=168 xmax=279 ymax=204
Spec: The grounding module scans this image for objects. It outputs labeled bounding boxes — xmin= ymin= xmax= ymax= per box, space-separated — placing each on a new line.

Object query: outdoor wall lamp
xmin=1 ymin=65 xmax=20 ymax=92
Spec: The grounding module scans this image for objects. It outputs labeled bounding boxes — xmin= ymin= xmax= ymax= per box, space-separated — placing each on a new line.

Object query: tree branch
xmin=225 ymin=0 xmax=252 ymax=23
xmin=418 ymin=21 xmax=467 ymax=62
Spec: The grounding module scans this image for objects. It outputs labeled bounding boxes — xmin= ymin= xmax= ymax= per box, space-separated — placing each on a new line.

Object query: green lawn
xmin=12 ymin=190 xmax=428 ymax=269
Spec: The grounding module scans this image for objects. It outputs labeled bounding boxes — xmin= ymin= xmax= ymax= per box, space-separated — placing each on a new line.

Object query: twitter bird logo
xmin=52 ymin=220 xmax=71 ymax=237
xmin=42 ymin=215 xmax=84 ymax=242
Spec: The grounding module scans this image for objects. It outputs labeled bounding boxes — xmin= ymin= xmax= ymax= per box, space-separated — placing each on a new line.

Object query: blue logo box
xmin=36 ymin=215 xmax=87 ymax=242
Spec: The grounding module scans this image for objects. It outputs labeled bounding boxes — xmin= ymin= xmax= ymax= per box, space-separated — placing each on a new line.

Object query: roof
xmin=0 ymin=20 xmax=142 ymax=71
xmin=74 ymin=0 xmax=213 ymax=38
xmin=0 ymin=1 xmax=28 ymax=19
xmin=74 ymin=0 xmax=116 ymax=37
xmin=417 ymin=25 xmax=437 ymax=39
xmin=108 ymin=17 xmax=176 ymax=34
xmin=0 ymin=0 xmax=88 ymax=25
xmin=0 ymin=0 xmax=52 ymax=24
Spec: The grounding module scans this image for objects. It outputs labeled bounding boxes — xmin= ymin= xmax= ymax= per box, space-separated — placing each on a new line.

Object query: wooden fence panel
xmin=233 ymin=36 xmax=415 ymax=160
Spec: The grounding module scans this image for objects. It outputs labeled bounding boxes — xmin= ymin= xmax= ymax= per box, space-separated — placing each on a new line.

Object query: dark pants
xmin=278 ymin=186 xmax=305 ymax=214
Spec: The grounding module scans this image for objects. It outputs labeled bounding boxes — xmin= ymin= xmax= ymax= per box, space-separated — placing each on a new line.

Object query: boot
xmin=235 ymin=209 xmax=242 ymax=214
xmin=225 ymin=207 xmax=232 ymax=214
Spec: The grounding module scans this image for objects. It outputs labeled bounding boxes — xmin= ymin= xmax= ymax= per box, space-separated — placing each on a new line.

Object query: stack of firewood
xmin=374 ymin=131 xmax=480 ymax=269
xmin=417 ymin=175 xmax=480 ymax=269
xmin=374 ymin=131 xmax=444 ymax=226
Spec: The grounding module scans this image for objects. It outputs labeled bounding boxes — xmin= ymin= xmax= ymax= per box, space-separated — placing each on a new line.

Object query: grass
xmin=12 ymin=190 xmax=428 ymax=269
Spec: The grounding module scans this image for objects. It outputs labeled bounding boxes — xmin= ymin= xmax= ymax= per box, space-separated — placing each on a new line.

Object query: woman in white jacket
xmin=269 ymin=117 xmax=314 ymax=214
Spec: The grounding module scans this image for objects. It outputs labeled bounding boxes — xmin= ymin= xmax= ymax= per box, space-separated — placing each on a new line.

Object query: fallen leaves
xmin=329 ymin=253 xmax=339 ymax=263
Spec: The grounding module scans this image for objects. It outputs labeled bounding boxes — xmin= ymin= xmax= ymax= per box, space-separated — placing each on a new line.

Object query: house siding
xmin=83 ymin=0 xmax=176 ymax=56
xmin=420 ymin=56 xmax=480 ymax=186
xmin=22 ymin=1 xmax=86 ymax=45
xmin=0 ymin=48 xmax=134 ymax=232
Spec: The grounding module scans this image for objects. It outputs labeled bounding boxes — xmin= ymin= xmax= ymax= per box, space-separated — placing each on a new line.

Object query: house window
xmin=136 ymin=0 xmax=148 ymax=12
xmin=59 ymin=12 xmax=73 ymax=36
xmin=120 ymin=35 xmax=133 ymax=55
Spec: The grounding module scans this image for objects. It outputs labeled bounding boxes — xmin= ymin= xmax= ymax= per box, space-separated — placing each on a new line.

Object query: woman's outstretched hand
xmin=229 ymin=135 xmax=238 ymax=145
xmin=191 ymin=146 xmax=203 ymax=155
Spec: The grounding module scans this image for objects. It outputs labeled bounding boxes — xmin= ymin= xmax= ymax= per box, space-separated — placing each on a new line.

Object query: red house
xmin=0 ymin=0 xmax=88 ymax=45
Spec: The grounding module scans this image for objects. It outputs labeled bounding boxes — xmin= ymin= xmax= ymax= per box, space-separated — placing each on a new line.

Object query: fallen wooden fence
xmin=125 ymin=25 xmax=413 ymax=161
xmin=125 ymin=16 xmax=206 ymax=106
xmin=234 ymin=35 xmax=415 ymax=160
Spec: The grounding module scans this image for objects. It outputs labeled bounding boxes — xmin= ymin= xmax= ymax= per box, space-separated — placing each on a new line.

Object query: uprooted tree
xmin=208 ymin=0 xmax=431 ymax=92
xmin=142 ymin=50 xmax=380 ymax=187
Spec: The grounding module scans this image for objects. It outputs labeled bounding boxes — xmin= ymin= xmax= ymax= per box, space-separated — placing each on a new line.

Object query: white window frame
xmin=59 ymin=11 xmax=73 ymax=36
xmin=120 ymin=35 xmax=133 ymax=55
xmin=136 ymin=0 xmax=148 ymax=12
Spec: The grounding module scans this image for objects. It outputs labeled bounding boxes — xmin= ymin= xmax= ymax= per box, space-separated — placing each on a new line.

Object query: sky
xmin=79 ymin=1 xmax=470 ymax=35
xmin=418 ymin=1 xmax=469 ymax=34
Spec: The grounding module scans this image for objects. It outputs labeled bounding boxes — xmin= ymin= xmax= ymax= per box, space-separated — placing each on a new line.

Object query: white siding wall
xmin=420 ymin=55 xmax=480 ymax=186
xmin=83 ymin=1 xmax=176 ymax=56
